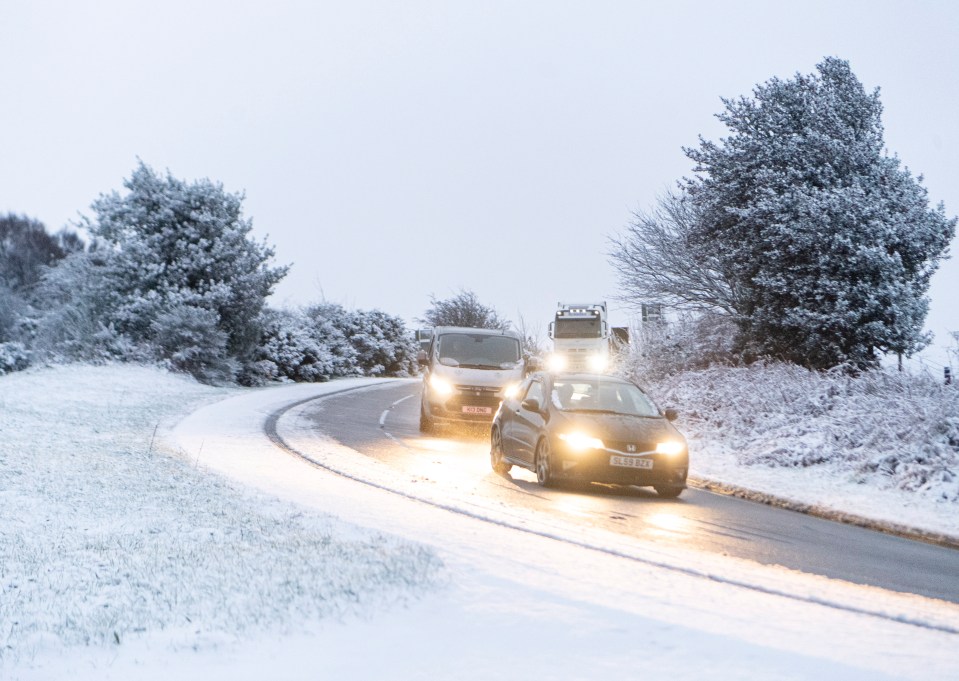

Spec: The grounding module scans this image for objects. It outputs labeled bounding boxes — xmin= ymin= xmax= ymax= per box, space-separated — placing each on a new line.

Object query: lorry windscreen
xmin=553 ymin=318 xmax=602 ymax=338
xmin=437 ymin=333 xmax=521 ymax=368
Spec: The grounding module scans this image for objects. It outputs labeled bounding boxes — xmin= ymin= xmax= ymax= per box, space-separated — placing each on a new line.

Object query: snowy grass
xmin=0 ymin=364 xmax=441 ymax=664
xmin=648 ymin=363 xmax=959 ymax=505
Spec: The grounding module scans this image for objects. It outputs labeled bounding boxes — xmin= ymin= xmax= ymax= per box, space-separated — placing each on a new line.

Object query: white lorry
xmin=547 ymin=302 xmax=611 ymax=373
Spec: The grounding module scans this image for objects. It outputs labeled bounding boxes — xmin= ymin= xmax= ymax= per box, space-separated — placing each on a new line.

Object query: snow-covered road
xmin=166 ymin=377 xmax=959 ymax=680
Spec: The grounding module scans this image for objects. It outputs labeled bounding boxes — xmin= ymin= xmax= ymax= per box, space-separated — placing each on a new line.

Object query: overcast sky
xmin=3 ymin=1 xmax=957 ymax=369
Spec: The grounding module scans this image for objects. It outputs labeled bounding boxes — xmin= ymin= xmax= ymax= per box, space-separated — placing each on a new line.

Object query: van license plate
xmin=610 ymin=455 xmax=653 ymax=469
xmin=462 ymin=406 xmax=492 ymax=415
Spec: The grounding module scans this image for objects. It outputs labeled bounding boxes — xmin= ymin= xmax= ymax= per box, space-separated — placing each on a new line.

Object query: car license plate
xmin=610 ymin=455 xmax=653 ymax=470
xmin=462 ymin=405 xmax=492 ymax=415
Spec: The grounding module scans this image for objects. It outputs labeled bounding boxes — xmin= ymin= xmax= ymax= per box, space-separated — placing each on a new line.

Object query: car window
xmin=523 ymin=379 xmax=545 ymax=407
xmin=553 ymin=379 xmax=658 ymax=416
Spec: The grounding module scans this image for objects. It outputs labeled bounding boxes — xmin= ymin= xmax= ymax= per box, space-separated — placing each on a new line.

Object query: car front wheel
xmin=490 ymin=426 xmax=511 ymax=476
xmin=535 ymin=438 xmax=555 ymax=487
xmin=654 ymin=485 xmax=683 ymax=498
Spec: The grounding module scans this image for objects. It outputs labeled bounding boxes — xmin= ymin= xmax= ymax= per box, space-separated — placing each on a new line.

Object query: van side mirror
xmin=417 ymin=350 xmax=428 ymax=367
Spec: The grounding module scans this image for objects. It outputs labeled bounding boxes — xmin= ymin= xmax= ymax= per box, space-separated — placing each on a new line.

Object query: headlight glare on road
xmin=655 ymin=440 xmax=685 ymax=456
xmin=428 ymin=374 xmax=454 ymax=396
xmin=559 ymin=432 xmax=605 ymax=452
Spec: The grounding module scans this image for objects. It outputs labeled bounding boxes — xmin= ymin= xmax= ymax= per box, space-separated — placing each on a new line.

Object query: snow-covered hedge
xmin=644 ymin=363 xmax=959 ymax=501
xmin=0 ymin=341 xmax=30 ymax=374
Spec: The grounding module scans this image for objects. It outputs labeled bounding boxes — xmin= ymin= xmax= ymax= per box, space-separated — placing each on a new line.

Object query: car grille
xmin=604 ymin=439 xmax=658 ymax=455
xmin=448 ymin=385 xmax=502 ymax=410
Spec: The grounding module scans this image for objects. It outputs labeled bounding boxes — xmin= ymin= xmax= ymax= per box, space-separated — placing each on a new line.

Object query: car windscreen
xmin=553 ymin=318 xmax=602 ymax=338
xmin=437 ymin=333 xmax=521 ymax=369
xmin=551 ymin=379 xmax=659 ymax=417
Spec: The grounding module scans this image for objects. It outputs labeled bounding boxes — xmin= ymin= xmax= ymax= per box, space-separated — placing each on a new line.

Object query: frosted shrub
xmin=246 ymin=308 xmax=335 ymax=384
xmin=150 ymin=304 xmax=236 ymax=384
xmin=648 ymin=363 xmax=959 ymax=500
xmin=0 ymin=341 xmax=30 ymax=374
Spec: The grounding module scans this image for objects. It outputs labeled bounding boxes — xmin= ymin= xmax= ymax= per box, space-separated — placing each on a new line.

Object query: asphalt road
xmin=306 ymin=380 xmax=959 ymax=604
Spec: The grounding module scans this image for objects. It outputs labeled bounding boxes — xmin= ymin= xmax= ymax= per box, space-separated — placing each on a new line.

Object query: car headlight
xmin=558 ymin=432 xmax=605 ymax=452
xmin=655 ymin=440 xmax=685 ymax=456
xmin=547 ymin=353 xmax=567 ymax=372
xmin=587 ymin=354 xmax=608 ymax=372
xmin=428 ymin=374 xmax=454 ymax=396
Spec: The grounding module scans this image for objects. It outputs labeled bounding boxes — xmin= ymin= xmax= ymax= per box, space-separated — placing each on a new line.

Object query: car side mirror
xmin=521 ymin=398 xmax=542 ymax=413
xmin=664 ymin=408 xmax=678 ymax=422
xmin=417 ymin=350 xmax=428 ymax=367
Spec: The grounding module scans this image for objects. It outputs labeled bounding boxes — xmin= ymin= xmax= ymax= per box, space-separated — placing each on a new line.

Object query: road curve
xmin=294 ymin=380 xmax=959 ymax=605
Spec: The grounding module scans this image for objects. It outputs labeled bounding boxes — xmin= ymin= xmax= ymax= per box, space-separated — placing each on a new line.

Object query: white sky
xmin=2 ymin=0 xmax=957 ymax=369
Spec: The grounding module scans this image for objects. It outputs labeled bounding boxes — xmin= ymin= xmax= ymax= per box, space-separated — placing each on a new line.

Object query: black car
xmin=490 ymin=372 xmax=688 ymax=497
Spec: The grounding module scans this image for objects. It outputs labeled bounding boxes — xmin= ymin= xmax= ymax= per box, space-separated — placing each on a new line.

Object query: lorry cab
xmin=547 ymin=302 xmax=610 ymax=373
xmin=418 ymin=326 xmax=526 ymax=433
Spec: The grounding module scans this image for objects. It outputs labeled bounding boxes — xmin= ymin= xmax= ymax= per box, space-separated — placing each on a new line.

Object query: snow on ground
xmin=2 ymin=363 xmax=959 ymax=680
xmin=648 ymin=364 xmax=959 ymax=542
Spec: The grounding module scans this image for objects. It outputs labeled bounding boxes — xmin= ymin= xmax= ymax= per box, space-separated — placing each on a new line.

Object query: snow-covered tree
xmin=657 ymin=57 xmax=956 ymax=370
xmin=418 ymin=290 xmax=510 ymax=330
xmin=609 ymin=190 xmax=740 ymax=316
xmin=0 ymin=214 xmax=69 ymax=293
xmin=336 ymin=308 xmax=418 ymax=377
xmin=82 ymin=161 xmax=288 ymax=376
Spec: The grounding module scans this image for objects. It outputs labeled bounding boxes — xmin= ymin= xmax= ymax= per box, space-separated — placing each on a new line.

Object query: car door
xmin=497 ymin=377 xmax=530 ymax=457
xmin=509 ymin=378 xmax=548 ymax=465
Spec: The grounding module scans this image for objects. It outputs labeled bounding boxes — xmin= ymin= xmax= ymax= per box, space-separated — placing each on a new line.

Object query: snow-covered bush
xmin=244 ymin=308 xmax=336 ymax=385
xmin=623 ymin=312 xmax=737 ymax=382
xmin=303 ymin=303 xmax=361 ymax=377
xmin=249 ymin=304 xmax=418 ymax=383
xmin=646 ymin=363 xmax=959 ymax=501
xmin=150 ymin=304 xmax=236 ymax=384
xmin=0 ymin=341 xmax=30 ymax=374
xmin=336 ymin=308 xmax=418 ymax=377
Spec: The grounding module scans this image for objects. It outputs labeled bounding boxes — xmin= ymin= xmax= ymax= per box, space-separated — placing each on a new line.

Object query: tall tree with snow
xmin=82 ymin=161 xmax=288 ymax=378
xmin=419 ymin=290 xmax=510 ymax=330
xmin=619 ymin=57 xmax=955 ymax=371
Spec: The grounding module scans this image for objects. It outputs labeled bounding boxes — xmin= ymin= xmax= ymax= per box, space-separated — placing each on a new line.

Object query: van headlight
xmin=655 ymin=440 xmax=685 ymax=456
xmin=428 ymin=374 xmax=454 ymax=396
xmin=502 ymin=382 xmax=521 ymax=399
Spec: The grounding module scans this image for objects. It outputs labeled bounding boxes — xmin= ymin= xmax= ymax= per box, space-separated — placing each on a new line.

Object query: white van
xmin=418 ymin=326 xmax=526 ymax=433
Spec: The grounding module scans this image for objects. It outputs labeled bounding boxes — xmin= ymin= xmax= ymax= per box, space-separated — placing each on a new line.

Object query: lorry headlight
xmin=587 ymin=354 xmax=608 ymax=372
xmin=559 ymin=432 xmax=605 ymax=452
xmin=547 ymin=354 xmax=567 ymax=372
xmin=502 ymin=382 xmax=521 ymax=399
xmin=428 ymin=374 xmax=454 ymax=396
xmin=655 ymin=440 xmax=685 ymax=456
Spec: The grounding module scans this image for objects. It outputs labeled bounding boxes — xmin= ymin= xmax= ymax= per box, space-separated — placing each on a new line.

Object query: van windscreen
xmin=437 ymin=334 xmax=521 ymax=368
